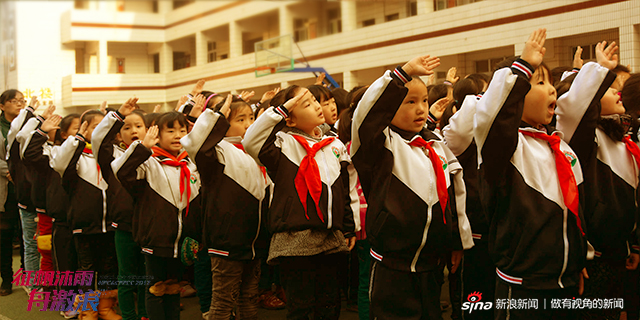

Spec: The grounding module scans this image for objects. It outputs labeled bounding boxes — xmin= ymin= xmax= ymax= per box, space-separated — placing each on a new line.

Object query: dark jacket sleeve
xmin=181 ymin=109 xmax=229 ymax=180
xmin=111 ymin=141 xmax=151 ymax=198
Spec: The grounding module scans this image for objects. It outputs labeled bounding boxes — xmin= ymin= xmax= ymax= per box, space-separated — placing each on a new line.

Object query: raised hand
xmin=446 ymin=67 xmax=459 ymax=85
xmin=260 ymin=87 xmax=281 ymax=104
xmin=190 ymin=79 xmax=206 ymax=96
xmin=521 ymin=28 xmax=547 ymax=69
xmin=189 ymin=94 xmax=206 ymax=118
xmin=595 ymin=41 xmax=618 ymax=70
xmin=153 ymin=104 xmax=162 ymax=113
xmin=218 ymin=94 xmax=233 ymax=119
xmin=41 ymin=104 xmax=56 ymax=119
xmin=283 ymin=89 xmax=308 ymax=112
xmin=29 ymin=95 xmax=39 ymax=110
xmin=573 ymin=46 xmax=584 ymax=69
xmin=100 ymin=101 xmax=107 ymax=114
xmin=142 ymin=125 xmax=159 ymax=149
xmin=41 ymin=114 xmax=62 ymax=132
xmin=430 ymin=96 xmax=453 ymax=121
xmin=239 ymin=91 xmax=255 ymax=102
xmin=118 ymin=97 xmax=139 ymax=117
xmin=176 ymin=95 xmax=189 ymax=111
xmin=402 ymin=55 xmax=441 ymax=77
xmin=78 ymin=121 xmax=89 ymax=138
xmin=315 ymin=72 xmax=326 ymax=86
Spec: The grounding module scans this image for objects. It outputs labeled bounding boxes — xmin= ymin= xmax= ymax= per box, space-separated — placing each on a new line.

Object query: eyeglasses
xmin=8 ymin=99 xmax=26 ymax=105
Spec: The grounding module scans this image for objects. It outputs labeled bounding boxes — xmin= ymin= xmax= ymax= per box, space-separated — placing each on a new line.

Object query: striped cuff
xmin=393 ymin=67 xmax=411 ymax=84
xmin=444 ymin=80 xmax=453 ymax=86
xmin=36 ymin=115 xmax=45 ymax=123
xmin=572 ymin=68 xmax=580 ymax=73
xmin=26 ymin=106 xmax=35 ymax=113
xmin=632 ymin=245 xmax=640 ymax=253
xmin=427 ymin=112 xmax=437 ymax=123
xmin=112 ymin=110 xmax=124 ymax=122
xmin=511 ymin=59 xmax=534 ymax=79
xmin=36 ymin=128 xmax=48 ymax=137
xmin=75 ymin=134 xmax=86 ymax=142
xmin=274 ymin=105 xmax=289 ymax=118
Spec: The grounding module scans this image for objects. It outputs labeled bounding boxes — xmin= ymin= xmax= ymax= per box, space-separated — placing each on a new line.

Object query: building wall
xmin=3 ymin=0 xmax=640 ymax=112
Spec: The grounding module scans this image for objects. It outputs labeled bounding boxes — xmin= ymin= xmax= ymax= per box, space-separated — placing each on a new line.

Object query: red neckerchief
xmin=520 ymin=130 xmax=583 ymax=235
xmin=151 ymin=146 xmax=192 ymax=217
xmin=82 ymin=143 xmax=102 ymax=185
xmin=408 ymin=137 xmax=448 ymax=224
xmin=292 ymin=135 xmax=335 ymax=222
xmin=623 ymin=136 xmax=640 ymax=172
xmin=232 ymin=142 xmax=268 ymax=183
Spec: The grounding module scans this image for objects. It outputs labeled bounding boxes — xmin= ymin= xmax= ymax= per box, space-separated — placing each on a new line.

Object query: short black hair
xmin=81 ymin=110 xmax=104 ymax=125
xmin=155 ymin=111 xmax=188 ymax=132
xmin=214 ymin=95 xmax=251 ymax=120
xmin=54 ymin=113 xmax=81 ymax=145
xmin=307 ymin=85 xmax=333 ymax=103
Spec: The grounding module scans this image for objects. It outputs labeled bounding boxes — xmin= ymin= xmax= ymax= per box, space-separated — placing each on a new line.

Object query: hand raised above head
xmin=521 ymin=28 xmax=547 ymax=69
xmin=118 ymin=98 xmax=139 ymax=117
xmin=402 ymin=55 xmax=440 ymax=77
xmin=595 ymin=41 xmax=618 ymax=70
xmin=142 ymin=125 xmax=160 ymax=149
xmin=41 ymin=115 xmax=62 ymax=133
xmin=218 ymin=94 xmax=233 ymax=119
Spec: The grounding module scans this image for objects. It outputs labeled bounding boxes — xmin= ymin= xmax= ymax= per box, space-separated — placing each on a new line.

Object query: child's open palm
xmin=78 ymin=121 xmax=89 ymax=138
xmin=595 ymin=41 xmax=618 ymax=70
xmin=521 ymin=28 xmax=547 ymax=69
xmin=29 ymin=95 xmax=40 ymax=110
xmin=118 ymin=97 xmax=139 ymax=117
xmin=189 ymin=94 xmax=206 ymax=118
xmin=402 ymin=55 xmax=440 ymax=76
xmin=573 ymin=46 xmax=584 ymax=69
xmin=142 ymin=125 xmax=159 ymax=149
xmin=41 ymin=115 xmax=62 ymax=133
xmin=430 ymin=96 xmax=453 ymax=122
xmin=42 ymin=104 xmax=56 ymax=119
xmin=283 ymin=89 xmax=308 ymax=113
xmin=190 ymin=79 xmax=206 ymax=96
xmin=260 ymin=87 xmax=281 ymax=103
xmin=218 ymin=94 xmax=233 ymax=119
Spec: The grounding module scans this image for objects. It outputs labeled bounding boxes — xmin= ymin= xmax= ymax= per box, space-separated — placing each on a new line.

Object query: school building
xmin=0 ymin=0 xmax=639 ymax=113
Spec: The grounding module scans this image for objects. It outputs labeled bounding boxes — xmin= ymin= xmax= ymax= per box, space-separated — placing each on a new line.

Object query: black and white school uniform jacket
xmin=474 ymin=59 xmax=588 ymax=290
xmin=7 ymin=107 xmax=38 ymax=213
xmin=181 ymin=109 xmax=271 ymax=261
xmin=442 ymin=94 xmax=488 ymax=244
xmin=19 ymin=118 xmax=69 ymax=222
xmin=50 ymin=132 xmax=114 ymax=236
xmin=92 ymin=111 xmax=137 ymax=233
xmin=556 ymin=61 xmax=638 ymax=260
xmin=111 ymin=140 xmax=202 ymax=259
xmin=351 ymin=67 xmax=473 ymax=273
xmin=242 ymin=106 xmax=359 ymax=236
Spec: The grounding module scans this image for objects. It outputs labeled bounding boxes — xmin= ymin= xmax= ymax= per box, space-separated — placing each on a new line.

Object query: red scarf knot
xmin=82 ymin=144 xmax=102 ymax=184
xmin=291 ymin=135 xmax=335 ymax=222
xmin=519 ymin=130 xmax=583 ymax=236
xmin=151 ymin=146 xmax=192 ymax=217
xmin=408 ymin=137 xmax=448 ymax=224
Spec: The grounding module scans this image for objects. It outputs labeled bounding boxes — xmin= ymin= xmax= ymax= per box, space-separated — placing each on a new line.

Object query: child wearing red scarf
xmin=112 ymin=111 xmax=202 ymax=320
xmin=181 ymin=94 xmax=271 ymax=320
xmin=92 ymin=98 xmax=149 ymax=320
xmin=555 ymin=41 xmax=640 ymax=320
xmin=243 ymin=86 xmax=359 ymax=320
xmin=50 ymin=110 xmax=122 ymax=319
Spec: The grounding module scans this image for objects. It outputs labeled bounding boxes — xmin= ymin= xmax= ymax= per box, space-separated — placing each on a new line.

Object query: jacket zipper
xmin=174 ymin=209 xmax=183 ymax=259
xmin=250 ymin=171 xmax=264 ymax=260
xmin=321 ymin=150 xmax=333 ymax=229
xmin=558 ymin=207 xmax=568 ymax=288
xmin=101 ymin=189 xmax=107 ymax=233
xmin=410 ymin=152 xmax=435 ymax=272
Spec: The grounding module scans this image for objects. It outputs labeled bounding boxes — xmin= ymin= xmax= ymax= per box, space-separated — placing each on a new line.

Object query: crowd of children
xmin=0 ymin=28 xmax=639 ymax=320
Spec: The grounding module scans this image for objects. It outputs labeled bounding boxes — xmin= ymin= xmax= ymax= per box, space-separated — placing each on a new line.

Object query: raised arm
xmin=242 ymin=90 xmax=305 ymax=173
xmin=474 ymin=29 xmax=547 ymax=181
xmin=442 ymin=95 xmax=479 ymax=156
xmin=49 ymin=122 xmax=88 ymax=186
xmin=556 ymin=42 xmax=618 ymax=164
xmin=181 ymin=107 xmax=230 ymax=179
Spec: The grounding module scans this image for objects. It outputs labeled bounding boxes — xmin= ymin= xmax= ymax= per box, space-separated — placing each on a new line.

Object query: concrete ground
xmin=0 ymin=248 xmax=453 ymax=319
